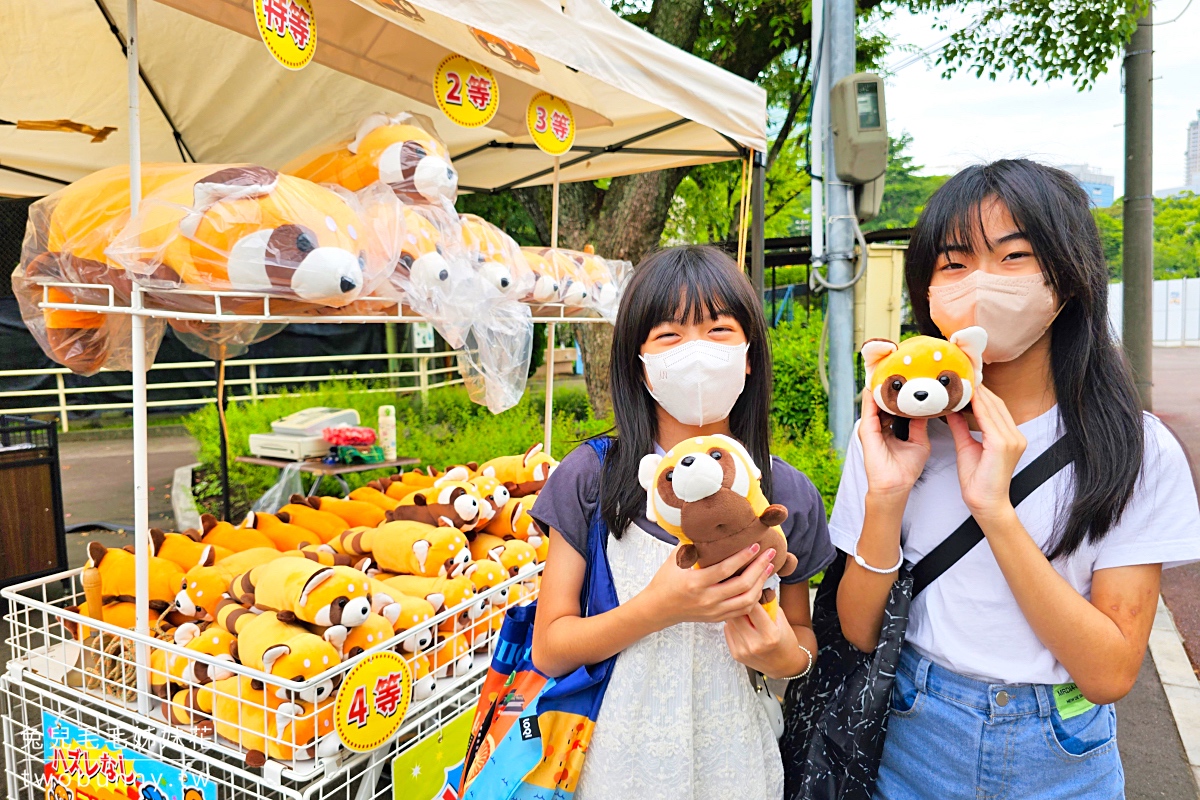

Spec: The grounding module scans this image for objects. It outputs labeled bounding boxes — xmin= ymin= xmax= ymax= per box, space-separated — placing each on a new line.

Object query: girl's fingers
xmin=945 ymin=411 xmax=978 ymax=455
xmin=745 ymin=599 xmax=774 ymax=631
xmin=980 ymin=385 xmax=1020 ymax=435
xmin=860 ymin=390 xmax=882 ymax=436
xmin=707 ymin=550 xmax=774 ymax=597
xmin=699 ymin=544 xmax=763 ymax=584
xmin=906 ymin=416 xmax=931 ymax=448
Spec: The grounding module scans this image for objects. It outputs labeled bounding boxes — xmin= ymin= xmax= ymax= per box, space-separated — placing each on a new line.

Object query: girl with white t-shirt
xmin=831 ymin=159 xmax=1200 ymax=799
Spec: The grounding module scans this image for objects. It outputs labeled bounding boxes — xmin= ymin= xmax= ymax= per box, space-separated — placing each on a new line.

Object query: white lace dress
xmin=574 ymin=523 xmax=785 ymax=800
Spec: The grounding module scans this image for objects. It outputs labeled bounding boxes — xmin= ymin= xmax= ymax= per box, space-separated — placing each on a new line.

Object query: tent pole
xmin=126 ymin=0 xmax=151 ymax=716
xmin=750 ymin=150 xmax=766 ymax=298
xmin=544 ymin=157 xmax=561 ymax=457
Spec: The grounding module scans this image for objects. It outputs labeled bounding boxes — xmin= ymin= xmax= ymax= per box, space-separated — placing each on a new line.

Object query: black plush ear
xmin=199 ymin=546 xmax=216 ymax=567
xmin=148 ymin=529 xmax=166 ymax=556
xmin=412 ymin=494 xmax=428 ymax=507
xmin=182 ymin=528 xmax=203 ymax=542
xmin=201 ymin=514 xmax=218 ymax=534
xmin=277 ymin=511 xmax=292 ymax=524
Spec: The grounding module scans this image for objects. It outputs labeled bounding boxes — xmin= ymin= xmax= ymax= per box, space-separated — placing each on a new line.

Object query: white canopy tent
xmin=1 ymin=0 xmax=766 ymax=195
xmin=6 ymin=0 xmax=771 ymax=724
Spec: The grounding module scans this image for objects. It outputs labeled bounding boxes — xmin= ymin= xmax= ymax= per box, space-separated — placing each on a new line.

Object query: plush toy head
xmin=639 ymin=435 xmax=767 ymax=543
xmin=287 ymin=112 xmax=458 ymax=206
xmin=85 ymin=540 xmax=185 ymax=612
xmin=518 ymin=249 xmax=561 ymax=303
xmin=460 ymin=214 xmax=533 ymax=297
xmin=389 ymin=480 xmax=484 ymax=531
xmin=169 ymin=622 xmax=237 ymax=686
xmin=463 ymin=559 xmax=511 ymax=605
xmin=861 ymin=327 xmax=987 ymax=418
xmin=469 ymin=476 xmax=511 ymax=525
xmin=469 ymin=533 xmax=538 ymax=579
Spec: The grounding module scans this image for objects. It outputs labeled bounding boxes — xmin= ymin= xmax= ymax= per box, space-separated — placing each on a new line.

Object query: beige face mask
xmin=928 ymin=271 xmax=1060 ymax=363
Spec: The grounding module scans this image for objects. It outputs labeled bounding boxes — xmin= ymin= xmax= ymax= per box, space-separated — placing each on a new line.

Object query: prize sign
xmin=526 ymin=93 xmax=575 ymax=155
xmin=335 ymin=651 xmax=414 ymax=752
xmin=434 ymin=55 xmax=499 ymax=128
xmin=254 ymin=0 xmax=317 ymax=71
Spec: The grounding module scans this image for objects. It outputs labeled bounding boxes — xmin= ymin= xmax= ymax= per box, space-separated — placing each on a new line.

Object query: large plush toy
xmin=335 ymin=520 xmax=471 ymax=578
xmin=639 ymin=435 xmax=796 ymax=613
xmin=286 ymin=112 xmax=459 ymax=207
xmin=459 ymin=213 xmax=533 ymax=298
xmin=84 ymin=540 xmax=185 ymax=613
xmin=388 ymin=480 xmax=485 ymax=531
xmin=861 ymin=327 xmax=987 ymax=418
xmin=230 ymin=558 xmax=373 ymax=632
xmin=243 ymin=510 xmax=320 ymax=551
xmin=13 ymin=164 xmax=393 ymax=374
xmin=468 ymin=533 xmax=538 ymax=579
xmin=148 ymin=528 xmax=231 ymax=571
xmin=485 ymin=494 xmax=541 ymax=550
xmin=275 ymin=499 xmax=353 ymax=544
xmin=367 ymin=578 xmax=437 ymax=651
xmin=198 ymin=513 xmax=277 ymax=553
xmin=382 ymin=574 xmax=483 ymax=618
xmin=150 ymin=622 xmax=237 ymax=700
xmin=173 ymin=546 xmax=283 ymax=621
xmin=187 ymin=675 xmax=340 ymax=765
xmin=291 ymin=494 xmax=386 ymax=529
xmin=479 ymin=443 xmax=559 ymax=497
xmin=215 ymin=603 xmax=341 ymax=704
xmin=348 ymin=485 xmax=401 ymax=512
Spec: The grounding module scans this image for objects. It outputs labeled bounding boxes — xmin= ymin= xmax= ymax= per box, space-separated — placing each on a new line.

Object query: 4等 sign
xmin=335 ymin=650 xmax=414 ymax=752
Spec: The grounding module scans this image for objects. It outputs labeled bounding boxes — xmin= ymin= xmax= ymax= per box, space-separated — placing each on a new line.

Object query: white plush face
xmin=874 ymin=376 xmax=973 ymax=417
xmin=559 ymin=279 xmax=588 ymax=306
xmin=477 ymin=260 xmax=514 ymax=293
xmin=413 ymin=155 xmax=458 ymax=204
xmin=638 ymin=434 xmax=757 ymax=529
xmin=226 ymin=229 xmax=364 ymax=304
xmin=531 ymin=274 xmax=559 ymax=302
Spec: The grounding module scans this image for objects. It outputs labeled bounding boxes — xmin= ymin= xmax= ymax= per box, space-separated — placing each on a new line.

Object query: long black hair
xmin=600 ymin=245 xmax=775 ymax=538
xmin=907 ymin=159 xmax=1143 ymax=560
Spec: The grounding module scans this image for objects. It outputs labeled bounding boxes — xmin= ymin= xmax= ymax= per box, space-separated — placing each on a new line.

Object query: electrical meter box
xmin=831 ymin=73 xmax=888 ymax=184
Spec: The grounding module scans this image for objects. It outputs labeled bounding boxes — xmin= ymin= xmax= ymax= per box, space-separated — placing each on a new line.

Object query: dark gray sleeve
xmin=770 ymin=456 xmax=836 ymax=583
xmin=530 ymin=444 xmax=602 ymax=559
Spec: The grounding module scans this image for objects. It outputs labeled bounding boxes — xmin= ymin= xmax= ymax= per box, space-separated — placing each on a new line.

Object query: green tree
xmin=1091 ymin=193 xmax=1200 ymax=281
xmin=861 ymin=134 xmax=950 ymax=231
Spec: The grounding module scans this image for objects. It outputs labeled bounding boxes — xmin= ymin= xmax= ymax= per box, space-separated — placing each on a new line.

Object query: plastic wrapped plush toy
xmin=14 ymin=164 xmax=402 ymax=373
xmin=861 ymin=326 xmax=987 ymax=418
xmin=520 ymin=246 xmax=631 ymax=321
xmin=286 ymin=112 xmax=458 ymax=209
xmin=459 ymin=213 xmax=535 ymax=299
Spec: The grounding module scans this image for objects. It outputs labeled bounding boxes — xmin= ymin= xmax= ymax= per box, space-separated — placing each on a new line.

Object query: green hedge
xmin=184 ymin=382 xmax=608 ymax=519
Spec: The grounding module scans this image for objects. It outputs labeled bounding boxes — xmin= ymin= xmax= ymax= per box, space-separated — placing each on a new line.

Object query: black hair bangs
xmin=624 ymin=246 xmax=746 ymax=338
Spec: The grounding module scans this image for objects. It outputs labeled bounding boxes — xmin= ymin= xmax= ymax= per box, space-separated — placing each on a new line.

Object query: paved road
xmin=58 ymin=435 xmax=197 ymax=530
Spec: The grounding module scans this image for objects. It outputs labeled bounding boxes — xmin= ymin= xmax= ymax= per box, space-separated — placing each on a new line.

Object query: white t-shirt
xmin=828 ymin=405 xmax=1200 ymax=685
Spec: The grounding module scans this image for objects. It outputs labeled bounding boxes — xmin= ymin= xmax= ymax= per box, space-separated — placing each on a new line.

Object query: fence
xmin=1109 ymin=278 xmax=1200 ymax=346
xmin=0 ymin=351 xmax=463 ymax=431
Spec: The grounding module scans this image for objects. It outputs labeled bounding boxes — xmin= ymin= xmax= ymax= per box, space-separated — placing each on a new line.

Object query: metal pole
xmin=750 ymin=151 xmax=766 ymax=298
xmin=544 ymin=157 xmax=561 ymax=457
xmin=811 ymin=0 xmax=827 ymax=266
xmin=1122 ymin=8 xmax=1153 ymax=411
xmin=215 ymin=361 xmax=231 ymax=522
xmin=825 ymin=0 xmax=857 ymax=453
xmin=126 ymin=0 xmax=152 ymax=716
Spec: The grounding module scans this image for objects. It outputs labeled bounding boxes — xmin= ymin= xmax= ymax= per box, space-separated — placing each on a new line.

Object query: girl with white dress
xmin=531 ymin=245 xmax=834 ymax=800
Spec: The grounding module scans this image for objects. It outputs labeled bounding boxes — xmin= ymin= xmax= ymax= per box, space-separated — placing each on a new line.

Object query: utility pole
xmin=825 ymin=0 xmax=857 ymax=452
xmin=1123 ymin=8 xmax=1153 ymax=411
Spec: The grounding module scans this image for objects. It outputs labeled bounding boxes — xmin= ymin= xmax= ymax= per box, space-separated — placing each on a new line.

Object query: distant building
xmin=1061 ymin=164 xmax=1115 ymax=208
xmin=1187 ymin=111 xmax=1200 ymax=188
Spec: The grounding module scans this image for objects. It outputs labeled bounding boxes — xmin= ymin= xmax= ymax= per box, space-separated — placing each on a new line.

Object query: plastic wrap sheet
xmin=521 ymin=247 xmax=632 ymax=322
xmin=167 ymin=320 xmax=288 ymax=361
xmin=459 ymin=214 xmax=535 ymax=301
xmin=457 ymin=295 xmax=534 ymax=414
xmin=10 ymin=167 xmax=184 ymax=375
xmin=285 ymin=112 xmax=459 ymax=210
xmin=105 ymin=166 xmax=402 ymax=319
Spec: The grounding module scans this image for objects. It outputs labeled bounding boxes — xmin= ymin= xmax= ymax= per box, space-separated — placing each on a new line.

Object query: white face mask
xmin=640 ymin=340 xmax=749 ymax=427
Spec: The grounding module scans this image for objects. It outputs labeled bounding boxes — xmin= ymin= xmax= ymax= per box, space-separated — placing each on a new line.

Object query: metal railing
xmin=0 ymin=351 xmax=463 ymax=431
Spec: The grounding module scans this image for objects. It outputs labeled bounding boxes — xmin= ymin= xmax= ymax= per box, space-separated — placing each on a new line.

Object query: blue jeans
xmin=874 ymin=646 xmax=1124 ymax=800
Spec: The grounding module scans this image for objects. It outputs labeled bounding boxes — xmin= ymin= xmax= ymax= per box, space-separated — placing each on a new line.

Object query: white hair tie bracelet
xmin=852 ymin=543 xmax=905 ymax=574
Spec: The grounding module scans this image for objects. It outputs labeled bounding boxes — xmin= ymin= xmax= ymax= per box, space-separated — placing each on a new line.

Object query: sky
xmin=875 ymin=0 xmax=1200 ymax=196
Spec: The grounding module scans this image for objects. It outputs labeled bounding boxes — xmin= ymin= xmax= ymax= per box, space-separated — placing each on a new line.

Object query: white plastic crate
xmin=2 ymin=563 xmax=540 ymax=797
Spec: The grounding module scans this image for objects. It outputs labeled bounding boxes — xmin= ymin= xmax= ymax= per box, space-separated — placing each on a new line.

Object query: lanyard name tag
xmin=1053 ymin=682 xmax=1096 ymax=719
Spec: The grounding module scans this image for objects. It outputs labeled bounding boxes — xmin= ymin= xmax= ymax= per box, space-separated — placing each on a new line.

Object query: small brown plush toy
xmin=640 ymin=434 xmax=797 ymax=613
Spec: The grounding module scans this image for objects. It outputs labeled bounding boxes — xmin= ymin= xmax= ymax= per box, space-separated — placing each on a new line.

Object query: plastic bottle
xmin=378 ymin=405 xmax=397 ymax=461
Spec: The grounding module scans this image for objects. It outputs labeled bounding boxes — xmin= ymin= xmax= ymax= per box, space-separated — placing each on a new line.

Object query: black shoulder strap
xmin=910 ymin=436 xmax=1074 ymax=597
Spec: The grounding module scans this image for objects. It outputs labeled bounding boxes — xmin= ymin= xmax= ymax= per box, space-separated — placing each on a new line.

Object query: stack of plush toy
xmin=63 ymin=442 xmax=557 ymax=767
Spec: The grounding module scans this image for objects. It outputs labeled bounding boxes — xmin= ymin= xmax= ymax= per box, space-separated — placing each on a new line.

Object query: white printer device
xmin=248 ymin=407 xmax=360 ymax=461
